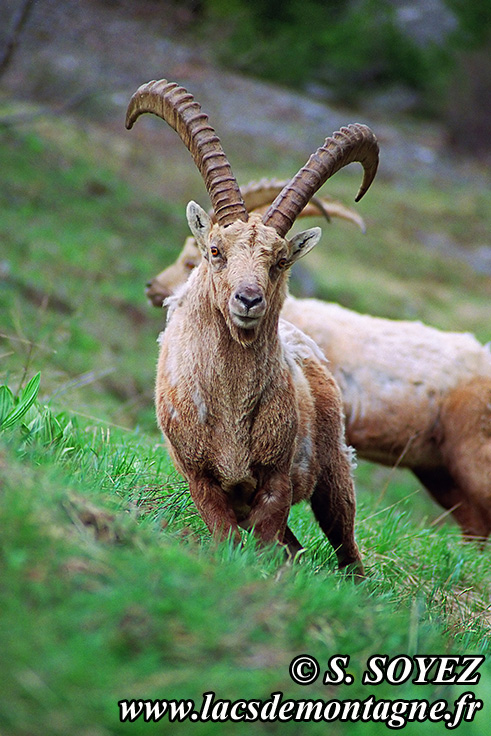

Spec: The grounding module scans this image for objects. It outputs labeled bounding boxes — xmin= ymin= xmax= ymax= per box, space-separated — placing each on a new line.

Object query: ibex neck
xmin=185 ymin=272 xmax=284 ymax=392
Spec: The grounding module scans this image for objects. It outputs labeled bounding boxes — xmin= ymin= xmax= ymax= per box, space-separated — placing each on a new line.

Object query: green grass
xmin=1 ymin=104 xmax=490 ymax=735
xmin=2 ymin=389 xmax=491 ymax=735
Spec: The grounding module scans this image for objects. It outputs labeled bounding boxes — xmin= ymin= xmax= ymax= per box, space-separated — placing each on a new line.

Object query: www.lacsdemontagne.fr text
xmin=119 ymin=690 xmax=482 ymax=728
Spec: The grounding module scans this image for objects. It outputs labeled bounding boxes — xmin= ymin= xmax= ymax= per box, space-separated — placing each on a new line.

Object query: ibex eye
xmin=277 ymin=257 xmax=288 ymax=269
xmin=210 ymin=246 xmax=220 ymax=258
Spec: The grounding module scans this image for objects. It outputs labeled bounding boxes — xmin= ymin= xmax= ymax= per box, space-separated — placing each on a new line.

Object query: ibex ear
xmin=288 ymin=227 xmax=322 ymax=264
xmin=186 ymin=201 xmax=212 ymax=255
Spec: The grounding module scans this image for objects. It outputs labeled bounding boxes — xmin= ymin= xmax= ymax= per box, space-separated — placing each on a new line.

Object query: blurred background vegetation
xmin=189 ymin=0 xmax=490 ymax=152
xmin=1 ymin=0 xmax=490 ymax=153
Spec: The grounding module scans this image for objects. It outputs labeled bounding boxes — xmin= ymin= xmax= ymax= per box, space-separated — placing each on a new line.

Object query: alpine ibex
xmin=146 ymin=206 xmax=491 ymax=540
xmin=126 ymin=78 xmax=379 ymax=572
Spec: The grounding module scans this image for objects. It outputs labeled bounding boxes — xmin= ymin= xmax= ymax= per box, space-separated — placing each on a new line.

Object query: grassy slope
xmin=1 ymin=108 xmax=490 ymax=735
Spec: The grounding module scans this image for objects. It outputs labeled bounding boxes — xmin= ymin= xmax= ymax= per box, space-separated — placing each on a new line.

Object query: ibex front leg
xmin=188 ymin=476 xmax=242 ymax=545
xmin=248 ymin=472 xmax=293 ymax=548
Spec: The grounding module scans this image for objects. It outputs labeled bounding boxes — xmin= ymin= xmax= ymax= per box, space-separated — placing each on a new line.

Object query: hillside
xmin=1 ymin=3 xmax=491 ymax=735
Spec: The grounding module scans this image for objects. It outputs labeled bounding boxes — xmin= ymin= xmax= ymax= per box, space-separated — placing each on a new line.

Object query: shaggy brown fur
xmin=156 ymin=210 xmax=364 ymax=573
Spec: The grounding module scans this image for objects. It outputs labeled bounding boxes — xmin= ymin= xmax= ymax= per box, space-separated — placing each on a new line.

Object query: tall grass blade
xmin=0 ymin=385 xmax=14 ymax=425
xmin=0 ymin=372 xmax=41 ymax=430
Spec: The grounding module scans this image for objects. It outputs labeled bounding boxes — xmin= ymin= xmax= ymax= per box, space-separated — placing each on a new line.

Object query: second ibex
xmin=126 ymin=79 xmax=379 ymax=576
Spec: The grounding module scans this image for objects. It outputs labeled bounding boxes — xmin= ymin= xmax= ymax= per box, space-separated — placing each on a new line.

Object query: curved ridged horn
xmin=126 ymin=79 xmax=248 ymax=228
xmin=262 ymin=124 xmax=379 ymax=237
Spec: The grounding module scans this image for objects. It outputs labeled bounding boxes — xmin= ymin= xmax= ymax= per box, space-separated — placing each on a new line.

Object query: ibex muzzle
xmin=232 ymin=283 xmax=265 ymax=327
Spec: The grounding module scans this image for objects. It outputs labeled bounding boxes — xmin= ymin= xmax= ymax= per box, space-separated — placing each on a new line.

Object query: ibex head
xmin=186 ymin=203 xmax=321 ymax=340
xmin=126 ymin=79 xmax=379 ymax=341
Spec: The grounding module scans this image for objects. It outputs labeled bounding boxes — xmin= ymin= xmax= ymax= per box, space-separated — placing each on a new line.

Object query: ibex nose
xmin=145 ymin=279 xmax=168 ymax=307
xmin=234 ymin=285 xmax=264 ymax=311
